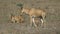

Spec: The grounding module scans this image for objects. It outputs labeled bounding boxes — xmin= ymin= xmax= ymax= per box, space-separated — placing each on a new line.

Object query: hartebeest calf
xmin=9 ymin=14 xmax=24 ymax=23
xmin=21 ymin=8 xmax=46 ymax=27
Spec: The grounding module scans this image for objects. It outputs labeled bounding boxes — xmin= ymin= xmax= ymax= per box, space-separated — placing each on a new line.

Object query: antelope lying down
xmin=9 ymin=14 xmax=24 ymax=23
xmin=21 ymin=8 xmax=46 ymax=27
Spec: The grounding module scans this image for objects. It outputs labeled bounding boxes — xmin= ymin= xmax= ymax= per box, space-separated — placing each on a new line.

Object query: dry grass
xmin=0 ymin=0 xmax=60 ymax=34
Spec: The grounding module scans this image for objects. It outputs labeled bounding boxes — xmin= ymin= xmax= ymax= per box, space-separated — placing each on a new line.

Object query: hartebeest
xmin=21 ymin=8 xmax=46 ymax=27
xmin=9 ymin=13 xmax=24 ymax=23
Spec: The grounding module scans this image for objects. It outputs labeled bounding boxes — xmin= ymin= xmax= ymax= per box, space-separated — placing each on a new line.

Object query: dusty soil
xmin=0 ymin=0 xmax=60 ymax=34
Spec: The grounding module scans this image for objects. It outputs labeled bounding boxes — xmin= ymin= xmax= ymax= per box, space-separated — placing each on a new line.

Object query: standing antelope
xmin=9 ymin=14 xmax=24 ymax=23
xmin=21 ymin=8 xmax=46 ymax=27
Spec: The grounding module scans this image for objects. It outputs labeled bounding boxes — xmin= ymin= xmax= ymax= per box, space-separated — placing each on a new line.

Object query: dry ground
xmin=0 ymin=0 xmax=60 ymax=34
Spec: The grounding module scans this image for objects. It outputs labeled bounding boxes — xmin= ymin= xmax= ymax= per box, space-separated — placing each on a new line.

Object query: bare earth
xmin=0 ymin=0 xmax=60 ymax=34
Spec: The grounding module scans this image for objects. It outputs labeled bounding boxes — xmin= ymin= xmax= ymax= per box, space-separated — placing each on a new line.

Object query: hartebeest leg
xmin=30 ymin=16 xmax=37 ymax=27
xmin=41 ymin=19 xmax=43 ymax=26
xmin=32 ymin=17 xmax=37 ymax=27
xmin=41 ymin=16 xmax=45 ymax=27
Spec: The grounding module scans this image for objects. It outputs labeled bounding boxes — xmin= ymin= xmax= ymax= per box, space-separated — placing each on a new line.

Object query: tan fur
xmin=9 ymin=14 xmax=24 ymax=23
xmin=21 ymin=8 xmax=46 ymax=27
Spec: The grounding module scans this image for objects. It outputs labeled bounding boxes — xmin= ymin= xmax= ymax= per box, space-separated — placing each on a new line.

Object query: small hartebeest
xmin=9 ymin=13 xmax=24 ymax=23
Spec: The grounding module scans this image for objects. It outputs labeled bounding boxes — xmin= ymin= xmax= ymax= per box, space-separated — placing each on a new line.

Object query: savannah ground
xmin=0 ymin=0 xmax=60 ymax=34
